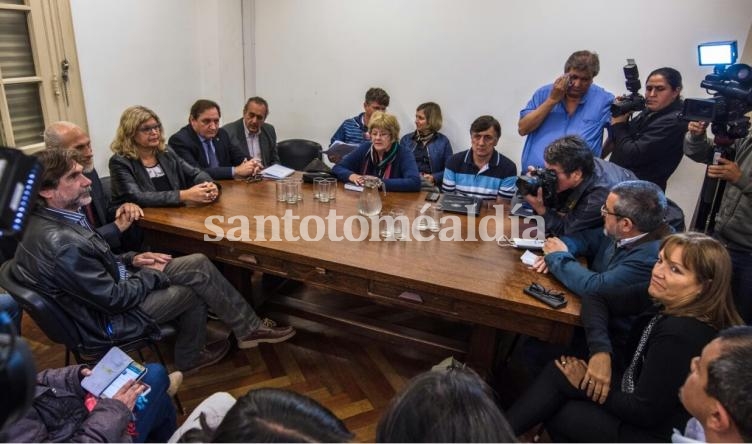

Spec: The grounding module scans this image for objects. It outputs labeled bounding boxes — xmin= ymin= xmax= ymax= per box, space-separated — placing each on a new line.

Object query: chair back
xmin=277 ymin=139 xmax=323 ymax=171
xmin=0 ymin=260 xmax=86 ymax=355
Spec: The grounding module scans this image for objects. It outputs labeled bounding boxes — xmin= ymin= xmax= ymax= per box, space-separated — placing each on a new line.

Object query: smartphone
xmin=425 ymin=192 xmax=440 ymax=202
xmin=100 ymin=362 xmax=147 ymax=398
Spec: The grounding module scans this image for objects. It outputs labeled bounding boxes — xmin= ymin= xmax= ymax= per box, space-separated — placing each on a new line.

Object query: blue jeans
xmin=133 ymin=364 xmax=177 ymax=442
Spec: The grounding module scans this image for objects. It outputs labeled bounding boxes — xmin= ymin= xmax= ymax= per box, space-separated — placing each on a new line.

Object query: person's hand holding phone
xmin=111 ymin=379 xmax=146 ymax=411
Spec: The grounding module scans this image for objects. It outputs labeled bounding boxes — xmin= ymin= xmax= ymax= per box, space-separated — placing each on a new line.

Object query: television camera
xmin=681 ymin=41 xmax=752 ymax=142
xmin=681 ymin=41 xmax=752 ymax=233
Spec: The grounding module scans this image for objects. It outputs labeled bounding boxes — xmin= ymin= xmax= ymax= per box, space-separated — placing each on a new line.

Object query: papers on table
xmin=520 ymin=250 xmax=541 ymax=266
xmin=261 ymin=164 xmax=295 ymax=179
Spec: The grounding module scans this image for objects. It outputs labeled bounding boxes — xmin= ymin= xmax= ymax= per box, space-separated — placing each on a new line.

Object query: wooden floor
xmin=22 ymin=285 xmax=466 ymax=442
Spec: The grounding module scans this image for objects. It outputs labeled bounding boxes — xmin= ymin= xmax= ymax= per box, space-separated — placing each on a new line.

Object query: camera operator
xmin=523 ymin=135 xmax=636 ymax=236
xmin=604 ymin=68 xmax=688 ymax=191
xmin=684 ymin=121 xmax=752 ymax=323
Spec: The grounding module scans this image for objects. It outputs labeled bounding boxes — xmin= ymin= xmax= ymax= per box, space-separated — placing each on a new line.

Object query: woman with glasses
xmin=332 ymin=111 xmax=421 ymax=192
xmin=109 ymin=105 xmax=219 ymax=207
xmin=399 ymin=102 xmax=453 ymax=191
xmin=506 ymin=232 xmax=743 ymax=442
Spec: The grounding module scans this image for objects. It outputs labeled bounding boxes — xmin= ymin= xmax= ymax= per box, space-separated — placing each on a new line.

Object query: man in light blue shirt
xmin=518 ymin=50 xmax=614 ymax=171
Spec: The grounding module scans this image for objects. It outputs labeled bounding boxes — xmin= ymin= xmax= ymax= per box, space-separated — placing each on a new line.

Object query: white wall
xmin=68 ymin=0 xmax=752 ymax=218
xmin=251 ymin=0 xmax=752 ymax=217
xmin=69 ymin=0 xmax=245 ymax=175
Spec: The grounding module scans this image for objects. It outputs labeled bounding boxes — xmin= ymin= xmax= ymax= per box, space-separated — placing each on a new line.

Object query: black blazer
xmin=84 ymin=168 xmax=122 ymax=248
xmin=222 ymin=118 xmax=280 ymax=167
xmin=109 ymin=148 xmax=213 ymax=207
xmin=168 ymin=125 xmax=247 ymax=180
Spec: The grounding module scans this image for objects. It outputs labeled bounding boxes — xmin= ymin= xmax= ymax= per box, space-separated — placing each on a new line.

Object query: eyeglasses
xmin=138 ymin=124 xmax=161 ymax=134
xmin=245 ymin=174 xmax=264 ymax=183
xmin=600 ymin=204 xmax=625 ymax=218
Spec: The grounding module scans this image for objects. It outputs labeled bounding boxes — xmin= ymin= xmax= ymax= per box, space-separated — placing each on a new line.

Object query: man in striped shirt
xmin=329 ymin=87 xmax=390 ymax=149
xmin=442 ymin=115 xmax=517 ymax=200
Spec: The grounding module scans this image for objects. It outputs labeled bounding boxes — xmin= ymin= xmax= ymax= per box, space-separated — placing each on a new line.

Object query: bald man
xmin=44 ymin=121 xmax=143 ymax=250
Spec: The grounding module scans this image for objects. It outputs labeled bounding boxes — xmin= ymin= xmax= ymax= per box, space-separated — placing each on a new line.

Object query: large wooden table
xmin=139 ymin=177 xmax=581 ymax=370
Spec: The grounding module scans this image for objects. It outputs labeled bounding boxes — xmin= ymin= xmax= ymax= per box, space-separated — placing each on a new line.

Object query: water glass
xmin=380 ymin=209 xmax=395 ymax=239
xmin=415 ymin=205 xmax=429 ymax=231
xmin=294 ymin=178 xmax=303 ymax=201
xmin=276 ymin=180 xmax=287 ymax=202
xmin=318 ymin=180 xmax=331 ymax=203
xmin=325 ymin=178 xmax=337 ymax=200
xmin=286 ymin=180 xmax=299 ymax=204
xmin=428 ymin=204 xmax=442 ymax=232
xmin=313 ymin=178 xmax=325 ymax=200
xmin=392 ymin=208 xmax=407 ymax=240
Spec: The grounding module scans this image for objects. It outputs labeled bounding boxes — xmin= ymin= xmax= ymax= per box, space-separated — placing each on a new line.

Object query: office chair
xmin=0 ymin=260 xmax=183 ymax=411
xmin=277 ymin=139 xmax=323 ymax=171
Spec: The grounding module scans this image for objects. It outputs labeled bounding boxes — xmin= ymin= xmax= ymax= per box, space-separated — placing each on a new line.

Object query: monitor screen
xmin=698 ymin=41 xmax=737 ymax=66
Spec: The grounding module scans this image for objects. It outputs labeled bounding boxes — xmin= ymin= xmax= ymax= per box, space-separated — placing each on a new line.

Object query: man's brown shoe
xmin=181 ymin=339 xmax=230 ymax=374
xmin=237 ymin=320 xmax=295 ymax=349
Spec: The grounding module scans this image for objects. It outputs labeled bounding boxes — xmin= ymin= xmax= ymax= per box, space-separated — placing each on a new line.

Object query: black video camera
xmin=611 ymin=58 xmax=646 ymax=117
xmin=516 ymin=168 xmax=558 ymax=207
xmin=681 ymin=63 xmax=752 ymax=140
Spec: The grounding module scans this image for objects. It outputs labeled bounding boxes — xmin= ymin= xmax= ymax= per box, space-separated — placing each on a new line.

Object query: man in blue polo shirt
xmin=442 ymin=115 xmax=517 ymax=200
xmin=518 ymin=50 xmax=614 ymax=171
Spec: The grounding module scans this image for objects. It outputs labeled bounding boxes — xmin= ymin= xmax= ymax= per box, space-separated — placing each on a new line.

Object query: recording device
xmin=611 ymin=58 xmax=646 ymax=117
xmin=681 ymin=41 xmax=752 ymax=233
xmin=515 ymin=168 xmax=558 ymax=208
xmin=0 ymin=147 xmax=41 ymax=433
xmin=0 ymin=148 xmax=42 ymax=237
xmin=681 ymin=41 xmax=752 ymax=141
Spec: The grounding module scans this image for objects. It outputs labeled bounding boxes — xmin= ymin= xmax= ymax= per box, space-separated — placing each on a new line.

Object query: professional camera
xmin=681 ymin=41 xmax=752 ymax=141
xmin=516 ymin=168 xmax=558 ymax=207
xmin=0 ymin=146 xmax=40 ymax=433
xmin=611 ymin=58 xmax=646 ymax=117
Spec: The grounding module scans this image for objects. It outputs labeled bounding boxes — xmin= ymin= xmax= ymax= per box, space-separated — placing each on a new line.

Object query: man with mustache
xmin=13 ymin=149 xmax=296 ymax=373
xmin=44 ymin=121 xmax=143 ymax=250
xmin=519 ymin=50 xmax=614 ymax=172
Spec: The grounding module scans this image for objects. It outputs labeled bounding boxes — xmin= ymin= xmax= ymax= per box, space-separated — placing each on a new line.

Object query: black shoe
xmin=236 ymin=318 xmax=295 ymax=349
xmin=180 ymin=339 xmax=230 ymax=374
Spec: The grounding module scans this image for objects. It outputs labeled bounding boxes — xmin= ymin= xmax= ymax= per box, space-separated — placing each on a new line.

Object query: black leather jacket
xmin=109 ymin=148 xmax=213 ymax=207
xmin=13 ymin=208 xmax=168 ymax=349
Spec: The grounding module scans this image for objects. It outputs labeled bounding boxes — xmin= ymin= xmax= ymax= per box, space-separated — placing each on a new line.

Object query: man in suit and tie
xmin=44 ymin=121 xmax=142 ymax=251
xmin=222 ymin=96 xmax=280 ymax=168
xmin=169 ymin=99 xmax=261 ymax=180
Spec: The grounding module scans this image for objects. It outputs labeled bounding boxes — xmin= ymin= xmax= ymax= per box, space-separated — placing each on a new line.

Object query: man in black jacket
xmin=44 ymin=121 xmax=143 ymax=251
xmin=169 ymin=99 xmax=261 ymax=180
xmin=604 ymin=67 xmax=688 ymax=191
xmin=222 ymin=96 xmax=280 ymax=168
xmin=522 ymin=135 xmax=636 ymax=236
xmin=13 ymin=149 xmax=295 ymax=373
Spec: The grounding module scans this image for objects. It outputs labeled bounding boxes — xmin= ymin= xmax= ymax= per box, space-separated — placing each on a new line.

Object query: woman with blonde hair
xmin=399 ymin=102 xmax=453 ymax=191
xmin=109 ymin=105 xmax=218 ymax=207
xmin=507 ymin=232 xmax=743 ymax=442
xmin=332 ymin=111 xmax=421 ymax=192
